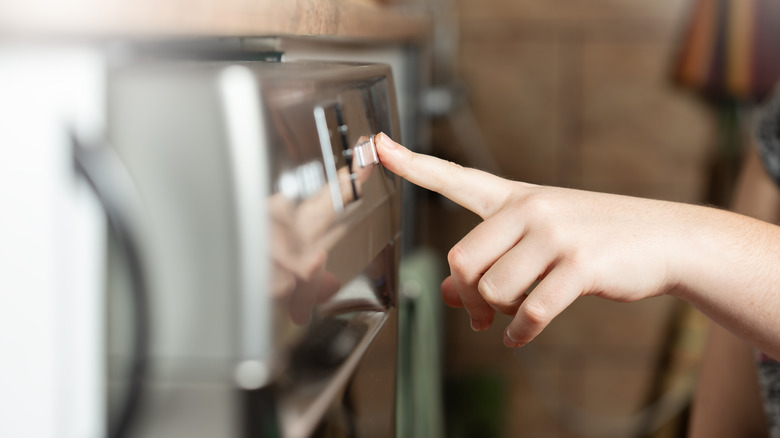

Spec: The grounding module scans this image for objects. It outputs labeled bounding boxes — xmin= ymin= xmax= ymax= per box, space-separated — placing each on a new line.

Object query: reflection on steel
xmin=107 ymin=60 xmax=401 ymax=438
xmin=314 ymin=104 xmax=345 ymax=213
xmin=276 ymin=243 xmax=398 ymax=438
xmin=279 ymin=312 xmax=389 ymax=438
xmin=235 ymin=360 xmax=270 ymax=390
xmin=278 ymin=161 xmax=326 ymax=201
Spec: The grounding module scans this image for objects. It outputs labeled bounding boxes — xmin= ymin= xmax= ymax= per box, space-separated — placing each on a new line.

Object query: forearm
xmin=688 ymin=146 xmax=777 ymax=436
xmin=669 ymin=147 xmax=780 ymax=360
xmin=666 ymin=204 xmax=780 ymax=359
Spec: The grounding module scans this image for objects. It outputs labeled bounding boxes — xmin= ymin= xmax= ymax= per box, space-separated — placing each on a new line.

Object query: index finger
xmin=374 ymin=133 xmax=515 ymax=219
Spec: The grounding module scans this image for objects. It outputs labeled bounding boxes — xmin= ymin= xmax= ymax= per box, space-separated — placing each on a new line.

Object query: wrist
xmin=659 ymin=202 xmax=721 ymax=301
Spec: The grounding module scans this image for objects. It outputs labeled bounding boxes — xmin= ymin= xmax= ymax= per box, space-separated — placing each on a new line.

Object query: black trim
xmin=72 ymin=133 xmax=150 ymax=438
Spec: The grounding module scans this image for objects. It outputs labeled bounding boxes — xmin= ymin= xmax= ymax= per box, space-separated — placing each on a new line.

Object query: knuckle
xmin=477 ymin=276 xmax=497 ymax=301
xmin=521 ymin=192 xmax=555 ymax=217
xmin=541 ymin=223 xmax=567 ymax=248
xmin=522 ymin=300 xmax=550 ymax=326
xmin=566 ymin=249 xmax=587 ymax=271
xmin=478 ymin=273 xmax=511 ymax=306
xmin=447 ymin=244 xmax=469 ymax=275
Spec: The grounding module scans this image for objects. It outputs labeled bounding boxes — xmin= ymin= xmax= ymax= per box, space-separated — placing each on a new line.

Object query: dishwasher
xmin=105 ymin=60 xmax=402 ymax=438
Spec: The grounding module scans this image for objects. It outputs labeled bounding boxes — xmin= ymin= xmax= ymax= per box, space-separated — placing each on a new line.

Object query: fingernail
xmin=470 ymin=316 xmax=485 ymax=332
xmin=376 ymin=132 xmax=396 ymax=149
xmin=504 ymin=330 xmax=522 ymax=348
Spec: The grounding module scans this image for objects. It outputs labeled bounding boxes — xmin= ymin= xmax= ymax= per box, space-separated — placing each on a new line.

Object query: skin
xmin=688 ymin=145 xmax=778 ymax=438
xmin=374 ymin=133 xmax=780 ymax=362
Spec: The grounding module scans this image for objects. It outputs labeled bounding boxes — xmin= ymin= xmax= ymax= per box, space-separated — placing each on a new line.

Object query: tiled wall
xmin=426 ymin=0 xmax=717 ymax=436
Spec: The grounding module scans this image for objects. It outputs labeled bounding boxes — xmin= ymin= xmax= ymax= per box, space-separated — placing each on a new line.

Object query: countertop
xmin=0 ymin=0 xmax=430 ymax=42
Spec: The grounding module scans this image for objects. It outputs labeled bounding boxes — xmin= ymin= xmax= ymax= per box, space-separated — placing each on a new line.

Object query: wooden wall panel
xmin=433 ymin=1 xmax=715 ymax=436
xmin=457 ymin=40 xmax=562 ymax=184
xmin=579 ymin=41 xmax=715 ymax=202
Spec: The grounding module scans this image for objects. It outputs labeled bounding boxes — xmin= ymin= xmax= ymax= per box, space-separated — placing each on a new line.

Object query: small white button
xmin=354 ymin=135 xmax=379 ymax=168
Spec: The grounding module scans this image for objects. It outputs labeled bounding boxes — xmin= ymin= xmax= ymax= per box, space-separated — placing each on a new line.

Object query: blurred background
xmin=420 ymin=0 xmax=779 ymax=437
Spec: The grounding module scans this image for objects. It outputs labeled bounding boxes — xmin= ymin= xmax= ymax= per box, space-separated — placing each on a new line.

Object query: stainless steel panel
xmin=107 ymin=60 xmax=402 ymax=437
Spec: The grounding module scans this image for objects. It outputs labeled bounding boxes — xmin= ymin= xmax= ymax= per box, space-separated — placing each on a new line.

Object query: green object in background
xmin=444 ymin=372 xmax=506 ymax=438
xmin=396 ymin=248 xmax=446 ymax=438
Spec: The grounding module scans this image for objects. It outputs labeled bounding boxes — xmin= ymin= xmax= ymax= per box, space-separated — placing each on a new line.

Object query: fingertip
xmin=441 ymin=276 xmax=464 ymax=308
xmin=375 ymin=132 xmax=399 ymax=150
xmin=442 ymin=276 xmax=494 ymax=331
xmin=503 ymin=304 xmax=545 ymax=349
xmin=471 ymin=311 xmax=495 ymax=332
xmin=503 ymin=268 xmax=580 ymax=348
xmin=375 ymin=133 xmax=405 ymax=172
xmin=445 ymin=274 xmax=497 ymax=331
xmin=503 ymin=330 xmax=524 ymax=348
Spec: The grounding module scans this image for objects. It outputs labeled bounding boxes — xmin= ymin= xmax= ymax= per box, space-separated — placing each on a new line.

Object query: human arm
xmin=373 ymin=133 xmax=780 ymax=360
xmin=688 ymin=145 xmax=780 ymax=437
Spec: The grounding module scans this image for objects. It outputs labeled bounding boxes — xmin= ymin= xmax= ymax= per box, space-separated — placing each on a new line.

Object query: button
xmin=353 ymin=135 xmax=379 ymax=168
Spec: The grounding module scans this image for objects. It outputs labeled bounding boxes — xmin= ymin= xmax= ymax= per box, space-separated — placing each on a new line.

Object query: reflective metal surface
xmin=107 ymin=60 xmax=402 ymax=437
xmin=251 ymin=62 xmax=402 ymax=438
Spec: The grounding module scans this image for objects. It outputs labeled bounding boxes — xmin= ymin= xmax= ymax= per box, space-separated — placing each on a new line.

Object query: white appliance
xmin=0 ymin=45 xmax=108 ymax=438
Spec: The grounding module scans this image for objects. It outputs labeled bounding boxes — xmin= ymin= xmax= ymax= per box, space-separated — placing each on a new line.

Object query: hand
xmin=374 ymin=133 xmax=690 ymax=347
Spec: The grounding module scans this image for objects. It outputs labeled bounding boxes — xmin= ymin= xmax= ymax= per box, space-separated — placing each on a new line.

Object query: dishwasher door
xmin=107 ymin=60 xmax=402 ymax=438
